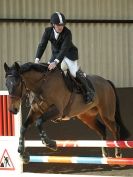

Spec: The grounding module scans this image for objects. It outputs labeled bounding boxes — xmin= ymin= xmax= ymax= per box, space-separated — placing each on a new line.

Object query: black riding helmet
xmin=50 ymin=12 xmax=66 ymax=25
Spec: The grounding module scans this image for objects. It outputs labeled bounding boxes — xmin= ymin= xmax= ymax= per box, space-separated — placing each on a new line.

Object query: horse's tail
xmin=107 ymin=80 xmax=130 ymax=140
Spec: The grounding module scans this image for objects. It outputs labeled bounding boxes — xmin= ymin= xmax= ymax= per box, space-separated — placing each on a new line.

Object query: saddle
xmin=62 ymin=69 xmax=94 ymax=96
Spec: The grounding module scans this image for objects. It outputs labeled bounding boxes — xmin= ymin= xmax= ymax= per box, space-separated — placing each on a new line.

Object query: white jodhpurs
xmin=61 ymin=57 xmax=79 ymax=78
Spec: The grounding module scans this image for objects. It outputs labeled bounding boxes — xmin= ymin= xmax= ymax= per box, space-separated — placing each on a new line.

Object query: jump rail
xmin=25 ymin=140 xmax=133 ymax=148
xmin=29 ymin=156 xmax=133 ymax=165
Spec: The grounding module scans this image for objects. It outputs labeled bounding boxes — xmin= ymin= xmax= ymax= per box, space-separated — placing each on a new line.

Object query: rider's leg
xmin=61 ymin=57 xmax=79 ymax=77
xmin=61 ymin=58 xmax=69 ymax=76
xmin=76 ymin=69 xmax=94 ymax=103
xmin=61 ymin=57 xmax=94 ymax=104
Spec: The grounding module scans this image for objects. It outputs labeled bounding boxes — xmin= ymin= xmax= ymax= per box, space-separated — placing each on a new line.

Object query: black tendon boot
xmin=76 ymin=70 xmax=94 ymax=104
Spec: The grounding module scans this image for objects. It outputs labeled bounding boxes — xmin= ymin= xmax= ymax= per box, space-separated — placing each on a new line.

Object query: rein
xmin=20 ymin=79 xmax=31 ymax=106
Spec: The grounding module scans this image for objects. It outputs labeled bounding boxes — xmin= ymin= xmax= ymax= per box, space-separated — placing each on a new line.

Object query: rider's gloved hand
xmin=35 ymin=58 xmax=40 ymax=64
xmin=48 ymin=62 xmax=57 ymax=70
xmin=48 ymin=59 xmax=59 ymax=70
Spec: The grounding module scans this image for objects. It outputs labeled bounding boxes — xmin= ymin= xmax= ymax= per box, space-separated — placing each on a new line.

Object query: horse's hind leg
xmin=104 ymin=80 xmax=130 ymax=158
xmin=99 ymin=112 xmax=122 ymax=158
xmin=78 ymin=111 xmax=108 ymax=157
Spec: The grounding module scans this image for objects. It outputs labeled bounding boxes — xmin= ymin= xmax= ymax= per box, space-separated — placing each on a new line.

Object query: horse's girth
xmin=62 ymin=92 xmax=75 ymax=117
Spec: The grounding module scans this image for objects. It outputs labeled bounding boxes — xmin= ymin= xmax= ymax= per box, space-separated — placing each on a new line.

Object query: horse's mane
xmin=20 ymin=62 xmax=49 ymax=74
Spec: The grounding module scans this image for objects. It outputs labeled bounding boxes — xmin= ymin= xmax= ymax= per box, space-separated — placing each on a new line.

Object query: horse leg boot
xmin=36 ymin=117 xmax=57 ymax=151
xmin=35 ymin=105 xmax=60 ymax=151
xmin=76 ymin=70 xmax=94 ymax=104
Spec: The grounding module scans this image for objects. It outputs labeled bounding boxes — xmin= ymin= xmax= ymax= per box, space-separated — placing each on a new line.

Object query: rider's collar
xmin=53 ymin=28 xmax=59 ymax=40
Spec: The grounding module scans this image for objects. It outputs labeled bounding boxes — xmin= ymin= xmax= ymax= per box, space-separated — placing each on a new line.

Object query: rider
xmin=34 ymin=12 xmax=94 ymax=104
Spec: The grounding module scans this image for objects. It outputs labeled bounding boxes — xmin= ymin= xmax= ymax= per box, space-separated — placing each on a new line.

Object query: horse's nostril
xmin=9 ymin=108 xmax=18 ymax=114
xmin=14 ymin=108 xmax=18 ymax=114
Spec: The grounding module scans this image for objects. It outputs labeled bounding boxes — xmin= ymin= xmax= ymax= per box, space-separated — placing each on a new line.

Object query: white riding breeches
xmin=61 ymin=57 xmax=79 ymax=78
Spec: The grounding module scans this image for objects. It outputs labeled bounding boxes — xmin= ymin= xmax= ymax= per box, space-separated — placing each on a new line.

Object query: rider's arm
xmin=35 ymin=28 xmax=51 ymax=62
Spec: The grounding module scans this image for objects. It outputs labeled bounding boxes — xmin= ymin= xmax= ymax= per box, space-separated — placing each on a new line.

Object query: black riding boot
xmin=76 ymin=70 xmax=94 ymax=104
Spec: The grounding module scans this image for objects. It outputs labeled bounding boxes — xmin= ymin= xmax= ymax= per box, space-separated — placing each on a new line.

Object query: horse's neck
xmin=22 ymin=69 xmax=72 ymax=114
xmin=22 ymin=71 xmax=45 ymax=92
xmin=21 ymin=69 xmax=67 ymax=94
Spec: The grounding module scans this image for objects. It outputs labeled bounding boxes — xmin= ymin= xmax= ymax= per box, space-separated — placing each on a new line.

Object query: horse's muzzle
xmin=9 ymin=108 xmax=19 ymax=114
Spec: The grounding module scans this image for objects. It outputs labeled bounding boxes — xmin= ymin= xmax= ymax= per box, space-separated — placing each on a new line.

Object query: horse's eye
xmin=6 ymin=77 xmax=18 ymax=94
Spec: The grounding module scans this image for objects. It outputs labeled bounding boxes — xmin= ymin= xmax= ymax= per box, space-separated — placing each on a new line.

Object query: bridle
xmin=6 ymin=66 xmax=56 ymax=108
xmin=7 ymin=74 xmax=31 ymax=105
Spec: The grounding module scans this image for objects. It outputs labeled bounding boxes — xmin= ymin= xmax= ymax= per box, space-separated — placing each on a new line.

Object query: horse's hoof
xmin=20 ymin=153 xmax=30 ymax=164
xmin=102 ymin=153 xmax=108 ymax=158
xmin=115 ymin=153 xmax=122 ymax=158
xmin=18 ymin=146 xmax=24 ymax=154
xmin=115 ymin=154 xmax=126 ymax=167
xmin=46 ymin=140 xmax=57 ymax=151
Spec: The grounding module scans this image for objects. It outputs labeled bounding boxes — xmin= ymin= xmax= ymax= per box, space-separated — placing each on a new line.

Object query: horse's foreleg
xmin=35 ymin=105 xmax=60 ymax=151
xmin=18 ymin=109 xmax=38 ymax=163
xmin=18 ymin=116 xmax=33 ymax=155
xmin=18 ymin=125 xmax=26 ymax=155
xmin=18 ymin=125 xmax=31 ymax=164
xmin=36 ymin=118 xmax=57 ymax=151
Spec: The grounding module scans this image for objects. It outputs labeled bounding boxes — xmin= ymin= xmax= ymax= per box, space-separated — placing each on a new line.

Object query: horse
xmin=4 ymin=62 xmax=130 ymax=163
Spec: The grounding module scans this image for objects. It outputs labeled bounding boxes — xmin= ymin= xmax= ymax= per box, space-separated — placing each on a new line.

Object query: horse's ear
xmin=4 ymin=62 xmax=9 ymax=72
xmin=14 ymin=62 xmax=20 ymax=71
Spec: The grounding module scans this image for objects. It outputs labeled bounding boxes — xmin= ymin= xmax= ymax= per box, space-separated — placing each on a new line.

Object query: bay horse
xmin=4 ymin=62 xmax=130 ymax=163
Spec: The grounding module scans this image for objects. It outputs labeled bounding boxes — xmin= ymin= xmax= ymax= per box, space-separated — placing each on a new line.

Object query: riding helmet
xmin=50 ymin=12 xmax=66 ymax=25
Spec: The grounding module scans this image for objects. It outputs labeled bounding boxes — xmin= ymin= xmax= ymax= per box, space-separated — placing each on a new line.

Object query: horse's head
xmin=4 ymin=62 xmax=22 ymax=114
